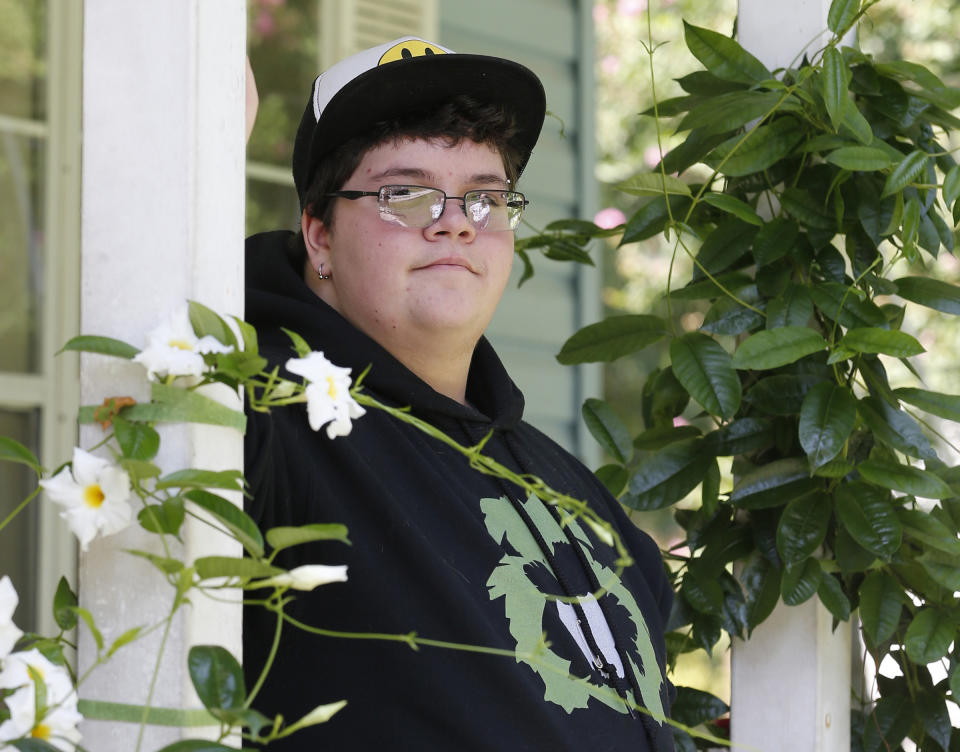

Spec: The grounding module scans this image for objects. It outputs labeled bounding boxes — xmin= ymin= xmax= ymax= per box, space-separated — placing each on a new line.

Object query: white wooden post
xmin=731 ymin=2 xmax=854 ymax=750
xmin=79 ymin=2 xmax=246 ymax=748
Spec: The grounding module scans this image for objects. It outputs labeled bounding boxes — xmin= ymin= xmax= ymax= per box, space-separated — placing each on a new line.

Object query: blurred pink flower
xmin=601 ymin=55 xmax=621 ymax=75
xmin=594 ymin=207 xmax=626 ymax=229
xmin=643 ymin=145 xmax=663 ymax=168
xmin=593 ymin=3 xmax=609 ymax=22
xmin=673 ymin=416 xmax=689 ymax=427
xmin=617 ymin=0 xmax=647 ymax=16
xmin=254 ymin=9 xmax=276 ymax=36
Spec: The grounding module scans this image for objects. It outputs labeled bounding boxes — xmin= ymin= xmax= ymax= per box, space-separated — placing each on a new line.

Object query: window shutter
xmin=319 ymin=0 xmax=438 ymax=69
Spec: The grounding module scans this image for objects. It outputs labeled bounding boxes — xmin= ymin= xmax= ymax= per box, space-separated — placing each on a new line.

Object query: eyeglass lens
xmin=378 ymin=185 xmax=523 ymax=231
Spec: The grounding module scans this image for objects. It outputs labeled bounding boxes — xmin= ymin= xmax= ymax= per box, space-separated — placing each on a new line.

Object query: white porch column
xmin=79 ymin=2 xmax=246 ymax=749
xmin=731 ymin=2 xmax=853 ymax=750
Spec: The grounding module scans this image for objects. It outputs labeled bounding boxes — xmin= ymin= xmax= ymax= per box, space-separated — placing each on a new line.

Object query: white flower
xmin=40 ymin=448 xmax=133 ymax=551
xmin=250 ymin=564 xmax=348 ymax=591
xmin=0 ymin=652 xmax=82 ymax=751
xmin=133 ymin=306 xmax=233 ymax=381
xmin=285 ymin=352 xmax=366 ymax=439
xmin=0 ymin=576 xmax=23 ymax=659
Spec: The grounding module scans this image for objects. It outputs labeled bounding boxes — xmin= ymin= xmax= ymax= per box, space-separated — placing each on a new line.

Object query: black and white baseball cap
xmin=292 ymin=36 xmax=546 ymax=208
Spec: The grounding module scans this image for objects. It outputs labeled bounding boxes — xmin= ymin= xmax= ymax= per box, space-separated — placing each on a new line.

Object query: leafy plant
xmin=529 ymin=0 xmax=960 ymax=747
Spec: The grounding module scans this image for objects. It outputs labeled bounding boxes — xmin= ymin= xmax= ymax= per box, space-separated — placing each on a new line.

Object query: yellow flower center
xmin=32 ymin=723 xmax=52 ymax=740
xmin=326 ymin=376 xmax=338 ymax=400
xmin=167 ymin=338 xmax=194 ymax=351
xmin=84 ymin=483 xmax=105 ymax=508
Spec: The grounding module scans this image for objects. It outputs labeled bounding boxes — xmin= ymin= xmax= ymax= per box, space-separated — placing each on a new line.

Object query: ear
xmin=301 ymin=210 xmax=332 ymax=269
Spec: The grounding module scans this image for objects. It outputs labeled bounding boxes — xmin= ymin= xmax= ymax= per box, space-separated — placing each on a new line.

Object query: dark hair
xmin=289 ymin=95 xmax=523 ymax=269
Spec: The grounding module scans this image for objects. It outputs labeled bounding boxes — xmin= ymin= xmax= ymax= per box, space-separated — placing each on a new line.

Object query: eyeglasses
xmin=323 ymin=184 xmax=528 ymax=232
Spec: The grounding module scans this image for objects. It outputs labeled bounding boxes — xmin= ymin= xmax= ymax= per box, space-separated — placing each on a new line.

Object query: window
xmin=0 ymin=0 xmax=82 ymax=634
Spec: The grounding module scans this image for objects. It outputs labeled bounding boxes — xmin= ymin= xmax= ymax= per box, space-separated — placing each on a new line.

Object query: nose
xmin=424 ymin=197 xmax=477 ymax=242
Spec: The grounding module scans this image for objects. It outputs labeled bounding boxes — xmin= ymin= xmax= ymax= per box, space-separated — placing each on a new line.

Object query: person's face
xmin=303 ymin=138 xmax=515 ymax=353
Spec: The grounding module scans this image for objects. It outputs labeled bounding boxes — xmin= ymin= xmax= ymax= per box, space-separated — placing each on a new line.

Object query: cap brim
xmin=299 ymin=54 xmax=546 ymax=199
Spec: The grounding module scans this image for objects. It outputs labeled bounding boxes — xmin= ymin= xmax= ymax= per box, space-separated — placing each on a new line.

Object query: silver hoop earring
xmin=317 ymin=263 xmax=331 ymax=280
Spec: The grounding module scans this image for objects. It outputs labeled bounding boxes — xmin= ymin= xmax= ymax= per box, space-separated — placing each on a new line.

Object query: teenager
xmin=244 ymin=37 xmax=675 ymax=750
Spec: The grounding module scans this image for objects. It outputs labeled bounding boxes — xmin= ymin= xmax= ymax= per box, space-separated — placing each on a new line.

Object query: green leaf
xmin=670 ymin=686 xmax=729 ymax=726
xmin=917 ymin=552 xmax=960 ymax=591
xmin=556 ymin=315 xmax=666 ymax=364
xmin=825 ymin=146 xmax=894 ymax=171
xmin=858 ymin=571 xmax=903 ymax=645
xmin=616 ymin=172 xmax=691 ymax=197
xmin=780 ymin=187 xmax=836 ymax=230
xmin=0 ymin=436 xmax=41 ymax=473
xmin=669 ymin=332 xmax=741 ymax=419
xmin=188 ymin=300 xmax=238 ymax=349
xmin=678 ymin=91 xmax=787 ymax=137
xmin=856 ymin=396 xmax=937 ymax=461
xmin=106 ymin=625 xmax=144 ymax=658
xmin=683 ymin=21 xmax=771 ymax=84
xmin=703 ymin=417 xmax=773 ymax=455
xmin=145 ymin=383 xmax=246 ymax=431
xmin=137 ymin=497 xmax=186 ymax=536
xmin=833 ymin=482 xmax=901 ymax=558
xmin=157 ymin=469 xmax=245 ymax=493
xmin=882 ymin=150 xmax=930 ymax=197
xmin=821 ymin=47 xmax=849 ymax=131
xmin=705 ymin=118 xmax=805 ymax=177
xmin=732 ymin=327 xmax=828 ymax=370
xmin=59 ymin=334 xmax=139 ymax=359
xmin=194 ymin=556 xmax=283 ymax=580
xmin=154 ymin=741 xmax=237 ymax=752
xmin=798 ymin=383 xmax=857 ymax=469
xmin=943 ymin=164 xmax=960 ymax=206
xmin=692 ymin=219 xmax=758 ymax=280
xmin=781 ymin=558 xmax=822 ymax=605
xmin=858 ymin=460 xmax=953 ymax=499
xmin=621 ymin=194 xmax=690 ymax=245
xmin=894 ymin=276 xmax=960 ymax=315
xmin=595 ymin=464 xmax=628 ymax=497
xmin=838 ymin=99 xmax=873 ymax=146
xmin=817 ymin=573 xmax=851 ymax=622
xmin=10 ymin=741 xmax=63 ymax=752
xmin=838 ymin=327 xmax=924 ymax=357
xmin=809 ymin=281 xmax=888 ymax=329
xmin=625 ymin=439 xmax=711 ymax=511
xmin=776 ymin=492 xmax=832 ymax=566
xmin=53 ymin=577 xmax=78 ymax=630
xmin=633 ymin=425 xmax=702 ymax=451
xmin=730 ymin=458 xmax=813 ymax=509
xmin=113 ymin=417 xmax=160 ymax=462
xmin=188 ymin=645 xmax=245 ymax=711
xmin=897 ymin=508 xmax=960 ymax=557
xmin=863 ymin=696 xmax=912 ymax=751
xmin=581 ymin=399 xmax=633 ymax=464
xmin=124 ymin=549 xmax=185 ymax=575
xmin=904 ymin=608 xmax=957 ymax=664
xmin=701 ymin=296 xmax=765 ymax=336
xmin=282 ymin=327 xmax=312 ymax=358
xmin=739 ymin=554 xmax=781 ymax=635
xmin=766 ymin=285 xmax=813 ymax=328
xmin=184 ymin=489 xmax=264 ymax=557
xmin=701 ymin=192 xmax=763 ymax=225
xmin=827 ymin=0 xmax=861 ymax=33
xmin=78 ymin=699 xmax=218 ymax=727
xmin=753 ymin=218 xmax=801 ymax=268
xmin=265 ymin=524 xmax=352 ymax=553
xmin=915 ymin=690 xmax=952 ymax=752
xmin=73 ymin=606 xmax=104 ymax=651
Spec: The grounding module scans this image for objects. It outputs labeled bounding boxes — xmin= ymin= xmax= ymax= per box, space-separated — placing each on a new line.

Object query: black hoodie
xmin=243 ymin=230 xmax=675 ymax=751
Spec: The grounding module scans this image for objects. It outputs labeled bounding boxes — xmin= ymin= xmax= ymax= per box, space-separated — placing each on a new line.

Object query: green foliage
xmin=538 ymin=0 xmax=960 ymax=742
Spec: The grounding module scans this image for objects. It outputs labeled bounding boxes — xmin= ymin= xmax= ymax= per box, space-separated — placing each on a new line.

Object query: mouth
xmin=415 ymin=257 xmax=477 ymax=273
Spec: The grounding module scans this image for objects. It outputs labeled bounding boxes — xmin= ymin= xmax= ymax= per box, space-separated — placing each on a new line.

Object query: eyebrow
xmin=370 ymin=167 xmax=510 ymax=189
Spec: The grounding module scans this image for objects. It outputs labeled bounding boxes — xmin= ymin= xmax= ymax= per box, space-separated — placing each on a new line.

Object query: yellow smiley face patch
xmin=378 ymin=39 xmax=448 ymax=66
